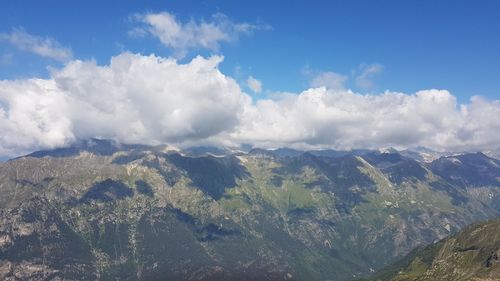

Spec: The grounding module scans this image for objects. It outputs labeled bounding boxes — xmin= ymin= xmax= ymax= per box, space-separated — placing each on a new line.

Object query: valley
xmin=0 ymin=139 xmax=499 ymax=281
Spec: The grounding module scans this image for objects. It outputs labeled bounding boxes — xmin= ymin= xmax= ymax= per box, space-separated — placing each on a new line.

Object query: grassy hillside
xmin=365 ymin=218 xmax=500 ymax=281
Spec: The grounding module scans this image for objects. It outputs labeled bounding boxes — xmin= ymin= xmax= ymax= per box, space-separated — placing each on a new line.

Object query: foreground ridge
xmin=364 ymin=217 xmax=500 ymax=281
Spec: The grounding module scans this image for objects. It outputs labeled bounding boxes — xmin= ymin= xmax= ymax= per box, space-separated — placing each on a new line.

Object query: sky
xmin=0 ymin=0 xmax=499 ymax=157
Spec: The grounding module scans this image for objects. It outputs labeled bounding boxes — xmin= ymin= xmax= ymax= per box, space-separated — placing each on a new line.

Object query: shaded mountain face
xmin=364 ymin=217 xmax=500 ymax=281
xmin=362 ymin=152 xmax=428 ymax=184
xmin=0 ymin=141 xmax=499 ymax=281
xmin=430 ymin=152 xmax=500 ymax=188
xmin=166 ymin=154 xmax=249 ymax=200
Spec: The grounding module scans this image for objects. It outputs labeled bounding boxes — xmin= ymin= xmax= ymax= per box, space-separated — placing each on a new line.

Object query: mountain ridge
xmin=363 ymin=217 xmax=500 ymax=281
xmin=6 ymin=138 xmax=499 ymax=163
xmin=0 ymin=139 xmax=499 ymax=280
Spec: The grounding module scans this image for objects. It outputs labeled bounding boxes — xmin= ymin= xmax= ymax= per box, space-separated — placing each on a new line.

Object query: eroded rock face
xmin=0 ymin=198 xmax=97 ymax=281
xmin=0 ymin=197 xmax=296 ymax=281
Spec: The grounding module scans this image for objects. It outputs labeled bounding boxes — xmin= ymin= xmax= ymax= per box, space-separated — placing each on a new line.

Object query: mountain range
xmin=0 ymin=139 xmax=499 ymax=281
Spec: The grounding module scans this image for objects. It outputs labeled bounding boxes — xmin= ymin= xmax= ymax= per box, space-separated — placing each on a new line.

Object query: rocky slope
xmin=364 ymin=217 xmax=500 ymax=281
xmin=0 ymin=139 xmax=498 ymax=281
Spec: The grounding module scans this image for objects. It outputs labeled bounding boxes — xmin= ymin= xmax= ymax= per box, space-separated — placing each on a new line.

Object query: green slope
xmin=364 ymin=218 xmax=500 ymax=281
xmin=0 ymin=142 xmax=498 ymax=280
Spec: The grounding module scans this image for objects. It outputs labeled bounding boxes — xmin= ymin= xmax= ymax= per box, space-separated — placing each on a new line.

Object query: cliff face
xmin=0 ymin=141 xmax=499 ymax=281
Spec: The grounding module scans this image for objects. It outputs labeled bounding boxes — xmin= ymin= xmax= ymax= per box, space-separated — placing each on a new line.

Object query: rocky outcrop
xmin=0 ymin=198 xmax=96 ymax=281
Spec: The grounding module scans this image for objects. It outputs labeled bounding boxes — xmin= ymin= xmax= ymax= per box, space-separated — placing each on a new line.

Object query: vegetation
xmin=0 ymin=141 xmax=499 ymax=280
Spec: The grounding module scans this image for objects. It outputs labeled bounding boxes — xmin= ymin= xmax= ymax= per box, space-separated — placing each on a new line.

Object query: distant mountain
xmin=484 ymin=149 xmax=500 ymax=161
xmin=24 ymin=138 xmax=151 ymax=158
xmin=399 ymin=147 xmax=454 ymax=163
xmin=0 ymin=140 xmax=499 ymax=280
xmin=181 ymin=146 xmax=239 ymax=157
xmin=363 ymin=217 xmax=500 ymax=281
xmin=430 ymin=152 xmax=500 ymax=188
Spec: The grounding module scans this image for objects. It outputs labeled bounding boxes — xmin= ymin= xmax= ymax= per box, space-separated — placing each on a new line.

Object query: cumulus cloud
xmin=131 ymin=12 xmax=268 ymax=58
xmin=355 ymin=63 xmax=383 ymax=89
xmin=246 ymin=76 xmax=262 ymax=93
xmin=0 ymin=53 xmax=250 ymax=156
xmin=233 ymin=87 xmax=500 ymax=152
xmin=0 ymin=27 xmax=73 ymax=62
xmin=0 ymin=52 xmax=499 ymax=157
xmin=0 ymin=79 xmax=73 ymax=156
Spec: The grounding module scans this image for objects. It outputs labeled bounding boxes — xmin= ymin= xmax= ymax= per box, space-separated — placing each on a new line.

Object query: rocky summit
xmin=0 ymin=139 xmax=499 ymax=281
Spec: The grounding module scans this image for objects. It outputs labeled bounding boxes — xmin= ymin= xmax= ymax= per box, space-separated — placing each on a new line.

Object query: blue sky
xmin=0 ymin=0 xmax=500 ymax=157
xmin=1 ymin=0 xmax=500 ymax=102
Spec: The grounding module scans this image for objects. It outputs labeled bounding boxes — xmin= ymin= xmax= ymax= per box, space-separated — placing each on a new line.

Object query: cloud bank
xmin=0 ymin=27 xmax=73 ymax=62
xmin=0 ymin=53 xmax=499 ymax=157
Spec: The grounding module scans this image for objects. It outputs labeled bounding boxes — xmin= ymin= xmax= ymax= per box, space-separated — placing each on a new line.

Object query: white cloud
xmin=233 ymin=87 xmax=500 ymax=152
xmin=0 ymin=27 xmax=72 ymax=62
xmin=310 ymin=71 xmax=347 ymax=91
xmin=0 ymin=52 xmax=499 ymax=157
xmin=131 ymin=12 xmax=268 ymax=58
xmin=355 ymin=63 xmax=383 ymax=89
xmin=246 ymin=76 xmax=262 ymax=93
xmin=0 ymin=53 xmax=250 ymax=156
xmin=0 ymin=78 xmax=73 ymax=156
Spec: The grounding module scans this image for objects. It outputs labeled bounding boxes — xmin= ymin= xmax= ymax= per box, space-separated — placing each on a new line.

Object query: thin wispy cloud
xmin=355 ymin=63 xmax=383 ymax=89
xmin=0 ymin=27 xmax=72 ymax=62
xmin=246 ymin=76 xmax=262 ymax=93
xmin=306 ymin=64 xmax=383 ymax=91
xmin=310 ymin=71 xmax=348 ymax=91
xmin=130 ymin=11 xmax=270 ymax=58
